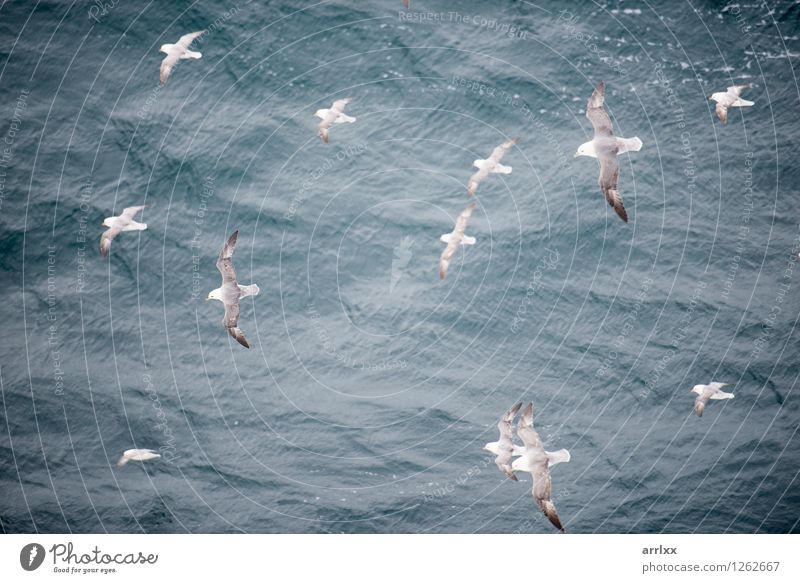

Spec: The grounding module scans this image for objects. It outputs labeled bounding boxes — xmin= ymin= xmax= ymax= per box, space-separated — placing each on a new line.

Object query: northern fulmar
xmin=511 ymin=403 xmax=571 ymax=532
xmin=467 ymin=138 xmax=518 ymax=197
xmin=160 ymin=31 xmax=205 ymax=84
xmin=575 ymin=81 xmax=642 ymax=223
xmin=709 ymin=85 xmax=754 ymax=124
xmin=100 ymin=205 xmax=147 ymax=258
xmin=207 ymin=230 xmax=261 ymax=348
xmin=691 ymin=382 xmax=734 ymax=417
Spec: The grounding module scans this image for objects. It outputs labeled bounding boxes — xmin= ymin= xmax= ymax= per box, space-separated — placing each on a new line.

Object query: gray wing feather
xmin=489 ymin=137 xmax=519 ymax=162
xmin=598 ymin=153 xmax=627 ymax=222
xmin=586 ymin=81 xmax=614 ymax=137
xmin=177 ymin=30 xmax=205 ymax=49
xmin=216 ymin=230 xmax=239 ymax=284
xmin=495 ymin=402 xmax=522 ymax=480
xmin=120 ymin=205 xmax=146 ymax=220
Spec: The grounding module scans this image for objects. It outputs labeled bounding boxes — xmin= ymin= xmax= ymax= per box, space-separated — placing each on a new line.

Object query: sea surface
xmin=0 ymin=0 xmax=799 ymax=534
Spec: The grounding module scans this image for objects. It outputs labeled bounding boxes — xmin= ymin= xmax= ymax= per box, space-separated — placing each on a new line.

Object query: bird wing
xmin=177 ymin=30 xmax=205 ymax=50
xmin=715 ymin=102 xmax=729 ymax=124
xmin=454 ymin=202 xmax=476 ymax=236
xmin=495 ymin=402 xmax=523 ymax=480
xmin=694 ymin=390 xmax=711 ymax=417
xmin=100 ymin=223 xmax=123 ymax=257
xmin=467 ymin=167 xmax=489 ymax=197
xmin=517 ymin=403 xmax=544 ymax=450
xmin=489 ymin=137 xmax=519 ymax=163
xmin=598 ymin=152 xmax=627 ymax=222
xmin=586 ymin=81 xmax=614 ymax=137
xmin=120 ymin=205 xmax=146 ymax=220
xmin=223 ymin=302 xmax=250 ymax=348
xmin=160 ymin=53 xmax=179 ymax=84
xmin=727 ymin=84 xmax=749 ymax=97
xmin=532 ymin=461 xmax=565 ymax=532
xmin=216 ymin=230 xmax=239 ymax=284
xmin=498 ymin=401 xmax=522 ymax=442
xmin=331 ymin=97 xmax=352 ymax=113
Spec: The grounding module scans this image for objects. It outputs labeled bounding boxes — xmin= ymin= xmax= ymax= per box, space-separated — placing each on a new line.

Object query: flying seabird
xmin=207 ymin=230 xmax=260 ymax=348
xmin=439 ymin=202 xmax=476 ymax=280
xmin=575 ymin=81 xmax=642 ymax=223
xmin=691 ymin=382 xmax=734 ymax=417
xmin=484 ymin=402 xmax=524 ymax=481
xmin=117 ymin=448 xmax=161 ymax=468
xmin=511 ymin=403 xmax=571 ymax=532
xmin=160 ymin=31 xmax=205 ymax=84
xmin=709 ymin=85 xmax=754 ymax=124
xmin=100 ymin=205 xmax=147 ymax=258
xmin=467 ymin=138 xmax=518 ymax=197
xmin=315 ymin=98 xmax=356 ymax=143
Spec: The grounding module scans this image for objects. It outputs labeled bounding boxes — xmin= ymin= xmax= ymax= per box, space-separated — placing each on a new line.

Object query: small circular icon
xmin=20 ymin=543 xmax=45 ymax=571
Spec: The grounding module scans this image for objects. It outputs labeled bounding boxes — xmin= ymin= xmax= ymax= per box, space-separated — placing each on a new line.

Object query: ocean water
xmin=0 ymin=0 xmax=798 ymax=534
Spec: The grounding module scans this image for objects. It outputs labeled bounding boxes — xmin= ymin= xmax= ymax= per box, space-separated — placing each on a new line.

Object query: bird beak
xmin=573 ymin=152 xmax=579 ymax=158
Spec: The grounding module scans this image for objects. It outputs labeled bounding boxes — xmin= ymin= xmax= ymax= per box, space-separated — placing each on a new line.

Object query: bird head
xmin=159 ymin=44 xmax=171 ymax=54
xmin=690 ymin=385 xmax=704 ymax=395
xmin=102 ymin=217 xmax=114 ymax=227
xmin=206 ymin=289 xmax=223 ymax=302
xmin=574 ymin=143 xmax=590 ymax=157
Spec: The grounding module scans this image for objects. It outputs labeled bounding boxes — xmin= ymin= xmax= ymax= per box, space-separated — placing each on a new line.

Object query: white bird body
xmin=117 ymin=448 xmax=160 ymax=468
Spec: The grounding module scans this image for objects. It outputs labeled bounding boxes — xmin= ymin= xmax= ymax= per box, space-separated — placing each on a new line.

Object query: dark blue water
xmin=1 ymin=0 xmax=798 ymax=533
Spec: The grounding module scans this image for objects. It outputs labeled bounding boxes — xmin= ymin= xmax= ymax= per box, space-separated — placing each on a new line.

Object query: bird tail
xmin=546 ymin=448 xmax=571 ymax=467
xmin=732 ymin=98 xmax=754 ymax=107
xmin=338 ymin=114 xmax=356 ymax=124
xmin=492 ymin=163 xmax=512 ymax=174
xmin=238 ymin=283 xmax=260 ymax=298
xmin=618 ymin=136 xmax=643 ymax=154
xmin=182 ymin=50 xmax=202 ymax=60
xmin=461 ymin=236 xmax=476 ymax=246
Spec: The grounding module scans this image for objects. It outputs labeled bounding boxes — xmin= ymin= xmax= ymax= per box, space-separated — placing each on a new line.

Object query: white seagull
xmin=691 ymin=382 xmax=734 ymax=417
xmin=467 ymin=138 xmax=518 ymax=197
xmin=160 ymin=31 xmax=205 ymax=84
xmin=100 ymin=205 xmax=147 ymax=258
xmin=439 ymin=202 xmax=476 ymax=280
xmin=315 ymin=98 xmax=356 ymax=143
xmin=484 ymin=402 xmax=523 ymax=481
xmin=117 ymin=448 xmax=161 ymax=468
xmin=575 ymin=81 xmax=642 ymax=223
xmin=709 ymin=85 xmax=754 ymax=124
xmin=511 ymin=403 xmax=571 ymax=532
xmin=207 ymin=230 xmax=260 ymax=348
